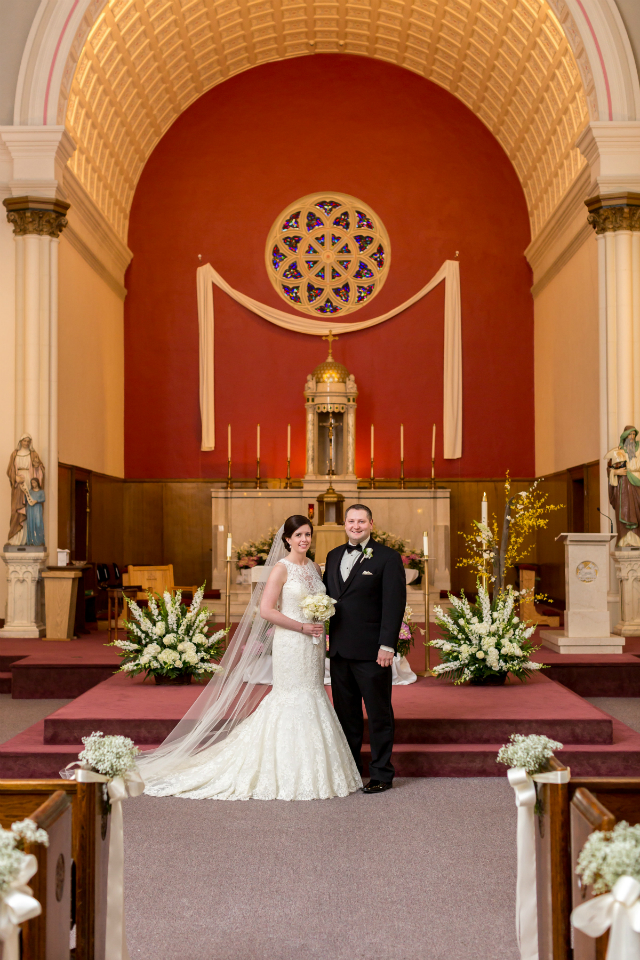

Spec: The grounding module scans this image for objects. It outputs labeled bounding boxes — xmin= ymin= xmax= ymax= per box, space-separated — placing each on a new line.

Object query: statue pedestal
xmin=0 ymin=548 xmax=48 ymax=638
xmin=540 ymin=533 xmax=622 ymax=654
xmin=612 ymin=549 xmax=640 ymax=636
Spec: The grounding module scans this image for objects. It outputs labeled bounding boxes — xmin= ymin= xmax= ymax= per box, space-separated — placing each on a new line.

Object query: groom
xmin=324 ymin=504 xmax=406 ymax=793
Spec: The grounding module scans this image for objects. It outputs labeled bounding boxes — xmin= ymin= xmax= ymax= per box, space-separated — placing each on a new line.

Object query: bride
xmin=139 ymin=515 xmax=362 ymax=801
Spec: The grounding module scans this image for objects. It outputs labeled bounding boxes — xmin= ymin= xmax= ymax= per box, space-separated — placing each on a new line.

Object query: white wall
xmin=534 ymin=234 xmax=600 ymax=476
xmin=0 ymin=0 xmax=41 ymax=124
xmin=58 ymin=237 xmax=124 ymax=477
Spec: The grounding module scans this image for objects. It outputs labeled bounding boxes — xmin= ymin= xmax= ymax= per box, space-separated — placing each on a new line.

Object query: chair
xmin=0 ymin=778 xmax=110 ymax=960
xmin=122 ymin=564 xmax=197 ymax=601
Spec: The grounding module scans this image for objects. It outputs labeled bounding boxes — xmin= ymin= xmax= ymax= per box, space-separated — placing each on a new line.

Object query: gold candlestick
xmin=431 ymin=456 xmax=435 ymax=490
xmin=370 ymin=457 xmax=375 ymax=489
xmin=225 ymin=534 xmax=233 ymax=632
xmin=226 ymin=458 xmax=232 ymax=490
xmin=285 ymin=458 xmax=291 ymax=490
xmin=415 ymin=551 xmax=436 ymax=677
xmin=256 ymin=458 xmax=261 ymax=489
xmin=400 ymin=458 xmax=405 ymax=490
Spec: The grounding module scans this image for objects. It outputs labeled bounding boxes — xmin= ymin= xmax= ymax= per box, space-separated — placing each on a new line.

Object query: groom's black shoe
xmin=362 ymin=779 xmax=392 ymax=794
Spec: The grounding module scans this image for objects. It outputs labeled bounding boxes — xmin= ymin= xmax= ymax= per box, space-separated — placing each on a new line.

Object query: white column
xmin=614 ymin=230 xmax=634 ymax=426
xmin=48 ymin=238 xmax=59 ymax=555
xmin=597 ymin=234 xmax=609 ymax=534
xmin=604 ymin=229 xmax=618 ymax=448
xmin=633 ymin=231 xmax=640 ymax=429
xmin=14 ymin=237 xmax=24 ymax=440
xmin=22 ymin=233 xmax=41 ymax=444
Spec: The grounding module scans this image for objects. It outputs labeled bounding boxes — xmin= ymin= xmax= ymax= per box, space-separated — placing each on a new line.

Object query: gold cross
xmin=322 ymin=330 xmax=339 ymax=357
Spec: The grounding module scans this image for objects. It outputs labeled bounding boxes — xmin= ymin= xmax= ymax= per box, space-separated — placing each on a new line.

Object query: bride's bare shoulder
xmin=266 ymin=561 xmax=288 ymax=582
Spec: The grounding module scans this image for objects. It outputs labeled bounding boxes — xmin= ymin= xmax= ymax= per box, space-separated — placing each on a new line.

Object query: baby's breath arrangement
xmin=237 ymin=528 xmax=315 ymax=568
xmin=0 ymin=820 xmax=48 ymax=895
xmin=431 ymin=584 xmax=545 ymax=684
xmin=77 ymin=731 xmax=139 ymax=780
xmin=113 ymin=586 xmax=228 ymax=682
xmin=576 ymin=821 xmax=640 ymax=896
xmin=497 ymin=733 xmax=563 ymax=774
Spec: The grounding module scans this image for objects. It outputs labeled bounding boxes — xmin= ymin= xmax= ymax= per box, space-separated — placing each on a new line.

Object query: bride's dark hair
xmin=282 ymin=515 xmax=313 ymax=552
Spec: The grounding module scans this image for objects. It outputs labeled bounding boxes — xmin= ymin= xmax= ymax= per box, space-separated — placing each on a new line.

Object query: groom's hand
xmin=377 ymin=647 xmax=394 ymax=668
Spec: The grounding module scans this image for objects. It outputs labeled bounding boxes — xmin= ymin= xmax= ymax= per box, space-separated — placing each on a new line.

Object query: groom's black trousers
xmin=330 ymin=654 xmax=395 ymax=783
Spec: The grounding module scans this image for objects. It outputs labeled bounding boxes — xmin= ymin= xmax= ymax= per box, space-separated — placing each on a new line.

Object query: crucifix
xmin=322 ymin=330 xmax=339 ymax=358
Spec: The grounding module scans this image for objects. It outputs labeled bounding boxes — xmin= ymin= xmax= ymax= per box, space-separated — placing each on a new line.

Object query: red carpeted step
xmin=0 ymin=671 xmax=12 ymax=694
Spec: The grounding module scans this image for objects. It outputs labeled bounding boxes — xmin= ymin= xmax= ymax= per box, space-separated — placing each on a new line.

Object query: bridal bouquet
xmin=114 ymin=585 xmax=228 ymax=683
xmin=299 ymin=594 xmax=337 ymax=644
xmin=431 ymin=584 xmax=544 ymax=684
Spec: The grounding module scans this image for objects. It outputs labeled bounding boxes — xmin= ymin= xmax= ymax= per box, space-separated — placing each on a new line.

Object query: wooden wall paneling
xmin=58 ymin=465 xmax=72 ymax=551
xmin=585 ymin=461 xmax=602 ymax=533
xmin=91 ymin=474 xmax=124 ymax=566
xmin=535 ymin=478 xmax=569 ymax=601
xmin=122 ymin=482 xmax=164 ymax=565
xmin=162 ymin=482 xmax=212 ymax=589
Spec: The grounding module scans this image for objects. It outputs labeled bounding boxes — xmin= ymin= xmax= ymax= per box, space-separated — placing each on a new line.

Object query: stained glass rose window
xmin=266 ymin=193 xmax=391 ymax=317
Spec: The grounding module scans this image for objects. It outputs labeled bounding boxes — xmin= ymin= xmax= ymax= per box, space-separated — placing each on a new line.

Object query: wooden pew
xmin=570 ymin=788 xmax=615 ymax=960
xmin=24 ymin=790 xmax=73 ymax=960
xmin=0 ymin=779 xmax=110 ymax=960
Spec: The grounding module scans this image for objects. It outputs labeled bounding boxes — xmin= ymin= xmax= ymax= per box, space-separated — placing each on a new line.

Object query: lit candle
xmin=432 ymin=423 xmax=436 ymax=460
xmin=227 ymin=424 xmax=231 ymax=460
xmin=400 ymin=423 xmax=404 ymax=459
xmin=257 ymin=423 xmax=260 ymax=459
xmin=481 ymin=492 xmax=488 ymax=527
xmin=371 ymin=424 xmax=374 ymax=459
xmin=226 ymin=533 xmax=232 ymax=559
xmin=423 ymin=531 xmax=429 ymax=556
xmin=287 ymin=424 xmax=291 ymax=460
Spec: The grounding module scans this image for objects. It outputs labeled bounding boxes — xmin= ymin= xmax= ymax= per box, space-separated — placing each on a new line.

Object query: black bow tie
xmin=346 ymin=543 xmax=363 ymax=554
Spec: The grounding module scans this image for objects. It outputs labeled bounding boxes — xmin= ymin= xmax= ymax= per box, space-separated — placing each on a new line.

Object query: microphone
xmin=597 ymin=507 xmax=614 ymax=534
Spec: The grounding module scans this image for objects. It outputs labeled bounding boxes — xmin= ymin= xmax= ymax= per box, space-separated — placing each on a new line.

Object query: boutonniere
xmin=362 ymin=547 xmax=373 ymax=560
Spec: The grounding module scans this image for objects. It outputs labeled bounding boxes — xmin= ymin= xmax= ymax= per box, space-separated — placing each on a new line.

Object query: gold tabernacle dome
xmin=312 ymin=331 xmax=349 ymax=383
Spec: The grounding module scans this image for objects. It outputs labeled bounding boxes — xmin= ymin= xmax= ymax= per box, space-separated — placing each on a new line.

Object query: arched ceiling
xmin=64 ymin=0 xmax=589 ymax=242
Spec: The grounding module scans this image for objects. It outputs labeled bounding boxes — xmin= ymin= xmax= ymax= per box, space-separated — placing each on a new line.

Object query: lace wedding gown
xmin=144 ymin=559 xmax=362 ymax=801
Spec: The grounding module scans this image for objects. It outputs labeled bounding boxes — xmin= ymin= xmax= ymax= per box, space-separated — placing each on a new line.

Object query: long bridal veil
xmin=137 ymin=525 xmax=288 ymax=785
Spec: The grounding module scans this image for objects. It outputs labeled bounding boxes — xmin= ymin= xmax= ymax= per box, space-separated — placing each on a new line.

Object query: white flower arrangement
xmin=0 ymin=820 xmax=48 ymax=895
xmin=112 ymin=585 xmax=228 ymax=681
xmin=496 ymin=733 xmax=563 ymax=774
xmin=576 ymin=821 xmax=640 ymax=896
xmin=77 ymin=731 xmax=140 ymax=780
xmin=431 ymin=584 xmax=545 ymax=684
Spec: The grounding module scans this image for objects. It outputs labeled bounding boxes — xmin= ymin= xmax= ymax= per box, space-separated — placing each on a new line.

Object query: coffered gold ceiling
xmin=65 ymin=0 xmax=589 ymax=242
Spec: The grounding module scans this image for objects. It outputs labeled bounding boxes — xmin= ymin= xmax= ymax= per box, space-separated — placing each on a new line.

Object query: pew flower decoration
xmin=77 ymin=731 xmax=140 ymax=780
xmin=113 ymin=585 xmax=228 ymax=682
xmin=497 ymin=733 xmax=563 ymax=775
xmin=0 ymin=821 xmax=47 ymax=960
xmin=299 ymin=594 xmax=337 ymax=644
xmin=397 ymin=605 xmax=417 ymax=659
xmin=431 ymin=583 xmax=545 ymax=684
xmin=572 ymin=823 xmax=640 ymax=957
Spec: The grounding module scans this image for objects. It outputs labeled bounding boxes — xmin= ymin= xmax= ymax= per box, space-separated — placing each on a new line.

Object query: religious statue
xmin=606 ymin=425 xmax=640 ymax=548
xmin=6 ymin=435 xmax=45 ymax=547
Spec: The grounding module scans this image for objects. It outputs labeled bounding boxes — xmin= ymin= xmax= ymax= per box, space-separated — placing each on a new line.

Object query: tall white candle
xmin=371 ymin=424 xmax=374 ymax=459
xmin=226 ymin=533 xmax=232 ymax=559
xmin=287 ymin=424 xmax=291 ymax=459
xmin=481 ymin=493 xmax=488 ymax=526
xmin=423 ymin=531 xmax=429 ymax=556
xmin=227 ymin=424 xmax=231 ymax=460
xmin=400 ymin=423 xmax=404 ymax=459
xmin=257 ymin=423 xmax=260 ymax=459
xmin=432 ymin=423 xmax=436 ymax=459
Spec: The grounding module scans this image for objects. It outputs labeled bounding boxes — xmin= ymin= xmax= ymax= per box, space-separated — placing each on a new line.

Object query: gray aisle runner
xmin=123 ymin=778 xmax=518 ymax=960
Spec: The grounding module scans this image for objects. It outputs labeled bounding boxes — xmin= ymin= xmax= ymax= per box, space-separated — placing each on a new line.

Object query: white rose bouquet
xmin=299 ymin=594 xmax=337 ymax=644
xmin=431 ymin=583 xmax=545 ymax=685
xmin=112 ymin=585 xmax=229 ymax=683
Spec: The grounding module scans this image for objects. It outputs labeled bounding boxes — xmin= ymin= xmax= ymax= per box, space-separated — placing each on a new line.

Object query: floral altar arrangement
xmin=397 ymin=605 xmax=417 ymax=659
xmin=372 ymin=528 xmax=425 ymax=571
xmin=237 ymin=528 xmax=315 ymax=569
xmin=113 ymin=586 xmax=228 ymax=684
xmin=497 ymin=733 xmax=563 ymax=775
xmin=431 ymin=584 xmax=545 ymax=685
xmin=299 ymin=593 xmax=337 ymax=644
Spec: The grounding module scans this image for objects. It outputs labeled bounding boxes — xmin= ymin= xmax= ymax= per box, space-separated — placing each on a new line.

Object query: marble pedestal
xmin=0 ymin=548 xmax=48 ymax=638
xmin=612 ymin=549 xmax=640 ymax=636
xmin=540 ymin=533 xmax=622 ymax=654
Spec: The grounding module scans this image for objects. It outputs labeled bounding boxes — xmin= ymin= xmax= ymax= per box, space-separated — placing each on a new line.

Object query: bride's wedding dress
xmin=144 ymin=558 xmax=362 ymax=801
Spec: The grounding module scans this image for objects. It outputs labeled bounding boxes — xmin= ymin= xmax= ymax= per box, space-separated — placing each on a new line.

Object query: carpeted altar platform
xmin=0 ymin=636 xmax=120 ymax=699
xmin=3 ymin=666 xmax=640 ymax=778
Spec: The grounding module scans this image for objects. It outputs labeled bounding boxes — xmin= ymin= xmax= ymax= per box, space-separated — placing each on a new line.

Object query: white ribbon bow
xmin=572 ymin=876 xmax=640 ymax=960
xmin=62 ymin=764 xmax=145 ymax=960
xmin=508 ymin=765 xmax=571 ymax=960
xmin=0 ymin=855 xmax=42 ymax=960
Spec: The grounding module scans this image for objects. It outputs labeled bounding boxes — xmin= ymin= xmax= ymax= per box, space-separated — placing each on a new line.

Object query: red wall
xmin=125 ymin=55 xmax=533 ymax=480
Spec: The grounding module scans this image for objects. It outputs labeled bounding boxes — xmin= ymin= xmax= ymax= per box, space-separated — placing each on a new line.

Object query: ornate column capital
xmin=3 ymin=196 xmax=70 ymax=238
xmin=585 ymin=193 xmax=640 ymax=234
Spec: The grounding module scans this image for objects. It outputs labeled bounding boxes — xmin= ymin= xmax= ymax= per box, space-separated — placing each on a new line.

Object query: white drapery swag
xmin=196 ymin=260 xmax=462 ymax=458
xmin=507 ymin=765 xmax=571 ymax=960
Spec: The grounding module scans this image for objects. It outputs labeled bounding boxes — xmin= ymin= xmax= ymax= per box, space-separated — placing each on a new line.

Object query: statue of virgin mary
xmin=606 ymin=425 xmax=640 ymax=548
xmin=6 ymin=435 xmax=45 ymax=546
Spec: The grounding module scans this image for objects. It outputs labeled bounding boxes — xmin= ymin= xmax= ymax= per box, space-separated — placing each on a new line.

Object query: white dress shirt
xmin=339 ymin=537 xmax=395 ymax=655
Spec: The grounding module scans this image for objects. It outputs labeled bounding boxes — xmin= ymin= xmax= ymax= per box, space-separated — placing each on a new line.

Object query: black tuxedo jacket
xmin=323 ymin=538 xmax=406 ymax=661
